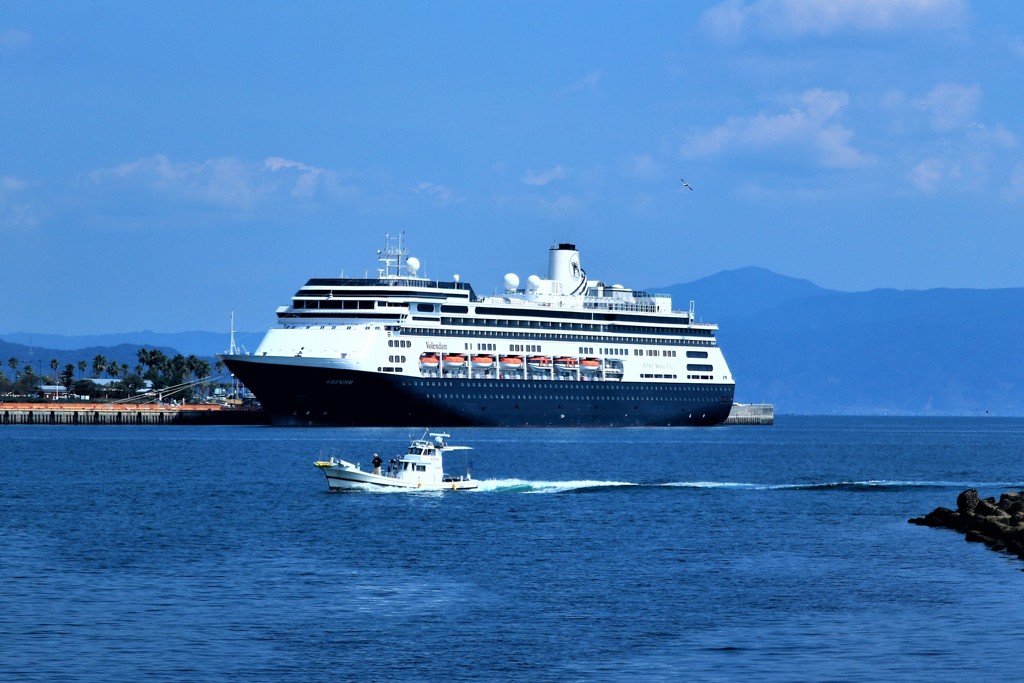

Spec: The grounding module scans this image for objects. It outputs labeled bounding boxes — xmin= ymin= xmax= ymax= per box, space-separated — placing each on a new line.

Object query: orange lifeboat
xmin=471 ymin=355 xmax=495 ymax=369
xmin=419 ymin=353 xmax=439 ymax=368
xmin=442 ymin=354 xmax=466 ymax=368
xmin=554 ymin=356 xmax=578 ymax=370
xmin=580 ymin=358 xmax=602 ymax=373
xmin=527 ymin=356 xmax=552 ymax=370
xmin=499 ymin=355 xmax=523 ymax=369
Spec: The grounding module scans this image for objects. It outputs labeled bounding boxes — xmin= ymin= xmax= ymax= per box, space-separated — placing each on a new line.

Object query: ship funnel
xmin=547 ymin=243 xmax=587 ymax=296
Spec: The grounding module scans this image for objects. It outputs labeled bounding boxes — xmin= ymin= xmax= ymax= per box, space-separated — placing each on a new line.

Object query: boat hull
xmin=317 ymin=466 xmax=478 ymax=491
xmin=223 ymin=355 xmax=734 ymax=427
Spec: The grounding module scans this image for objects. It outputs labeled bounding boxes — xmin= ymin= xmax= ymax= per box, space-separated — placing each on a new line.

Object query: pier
xmin=724 ymin=403 xmax=774 ymax=425
xmin=0 ymin=403 xmax=267 ymax=425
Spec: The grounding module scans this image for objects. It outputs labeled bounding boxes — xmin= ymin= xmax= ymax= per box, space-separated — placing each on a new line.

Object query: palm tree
xmin=7 ymin=357 xmax=18 ymax=380
xmin=49 ymin=358 xmax=59 ymax=382
xmin=148 ymin=349 xmax=168 ymax=379
xmin=169 ymin=354 xmax=188 ymax=384
xmin=137 ymin=348 xmax=153 ymax=376
xmin=91 ymin=355 xmax=106 ymax=379
xmin=60 ymin=364 xmax=75 ymax=391
xmin=191 ymin=358 xmax=212 ymax=399
xmin=78 ymin=360 xmax=87 ymax=379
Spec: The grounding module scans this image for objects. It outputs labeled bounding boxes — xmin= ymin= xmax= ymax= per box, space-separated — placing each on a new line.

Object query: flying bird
xmin=680 ymin=179 xmax=693 ymax=191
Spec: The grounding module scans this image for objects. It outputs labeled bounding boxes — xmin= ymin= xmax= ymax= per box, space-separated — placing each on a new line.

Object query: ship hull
xmin=222 ymin=355 xmax=734 ymax=427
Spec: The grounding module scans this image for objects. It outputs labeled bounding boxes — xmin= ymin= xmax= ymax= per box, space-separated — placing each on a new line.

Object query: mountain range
xmin=657 ymin=267 xmax=1023 ymax=416
xmin=3 ymin=268 xmax=1022 ymax=415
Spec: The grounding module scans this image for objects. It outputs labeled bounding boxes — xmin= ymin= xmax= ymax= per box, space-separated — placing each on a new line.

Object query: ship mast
xmin=377 ymin=231 xmax=408 ymax=279
xmin=229 ymin=309 xmax=238 ymax=355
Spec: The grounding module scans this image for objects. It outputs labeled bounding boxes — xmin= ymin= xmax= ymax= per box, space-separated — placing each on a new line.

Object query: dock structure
xmin=0 ymin=403 xmax=266 ymax=425
xmin=724 ymin=403 xmax=774 ymax=425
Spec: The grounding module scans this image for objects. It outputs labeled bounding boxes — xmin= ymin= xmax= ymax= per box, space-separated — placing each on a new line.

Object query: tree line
xmin=1 ymin=348 xmax=225 ymax=402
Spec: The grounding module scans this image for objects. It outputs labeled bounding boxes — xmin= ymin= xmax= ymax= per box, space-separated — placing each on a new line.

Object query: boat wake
xmin=324 ymin=478 xmax=1024 ymax=494
xmin=663 ymin=479 xmax=1024 ymax=492
xmin=474 ymin=479 xmax=638 ymax=494
xmin=474 ymin=479 xmax=1024 ymax=494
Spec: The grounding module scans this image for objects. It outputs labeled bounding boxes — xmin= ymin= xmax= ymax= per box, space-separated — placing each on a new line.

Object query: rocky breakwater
xmin=910 ymin=489 xmax=1024 ymax=562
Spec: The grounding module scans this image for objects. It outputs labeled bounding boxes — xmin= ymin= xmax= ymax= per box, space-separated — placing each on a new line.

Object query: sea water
xmin=1 ymin=417 xmax=1023 ymax=682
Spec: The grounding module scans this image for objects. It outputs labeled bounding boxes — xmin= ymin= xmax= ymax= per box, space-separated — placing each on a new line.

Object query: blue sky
xmin=2 ymin=0 xmax=1023 ymax=335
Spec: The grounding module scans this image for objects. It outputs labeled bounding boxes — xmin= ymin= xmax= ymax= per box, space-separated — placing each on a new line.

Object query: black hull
xmin=223 ymin=357 xmax=734 ymax=427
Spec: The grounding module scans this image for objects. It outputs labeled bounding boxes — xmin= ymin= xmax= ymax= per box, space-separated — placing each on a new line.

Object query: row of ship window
xmin=280 ymin=318 xmax=716 ymax=349
xmin=405 ymin=380 xmax=726 ymax=391
xmin=417 ymin=393 xmax=729 ymax=403
xmin=439 ymin=316 xmax=713 ymax=338
xmin=420 ymin=395 xmax=712 ymax=402
xmin=404 ymin=327 xmax=717 ymax=347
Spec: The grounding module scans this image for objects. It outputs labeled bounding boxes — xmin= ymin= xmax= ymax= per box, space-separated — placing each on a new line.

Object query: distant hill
xmin=5 ymin=272 xmax=1022 ymax=415
xmin=652 ymin=271 xmax=1024 ymax=416
xmin=0 ymin=340 xmax=184 ymax=380
xmin=654 ymin=266 xmax=830 ymax=320
xmin=0 ymin=330 xmax=243 ymax=357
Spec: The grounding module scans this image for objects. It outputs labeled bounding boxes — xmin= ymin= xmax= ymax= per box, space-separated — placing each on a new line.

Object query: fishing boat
xmin=314 ymin=431 xmax=477 ymax=491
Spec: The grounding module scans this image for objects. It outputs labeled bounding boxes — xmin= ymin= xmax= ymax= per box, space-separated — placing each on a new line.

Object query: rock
xmin=957 ymin=489 xmax=980 ymax=514
xmin=908 ymin=507 xmax=959 ymax=528
xmin=974 ymin=499 xmax=1005 ymax=519
xmin=911 ymin=489 xmax=1024 ymax=564
xmin=998 ymin=493 xmax=1024 ymax=515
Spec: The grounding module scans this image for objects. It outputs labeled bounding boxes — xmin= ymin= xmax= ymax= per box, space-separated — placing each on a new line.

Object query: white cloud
xmin=682 ymin=88 xmax=874 ymax=168
xmin=413 ymin=181 xmax=459 ymax=205
xmin=0 ymin=29 xmax=31 ymax=51
xmin=700 ymin=0 xmax=966 ymax=42
xmin=91 ymin=155 xmax=269 ymax=207
xmin=1006 ymin=163 xmax=1024 ymax=201
xmin=87 ymin=154 xmax=335 ymax=207
xmin=1010 ymin=36 xmax=1024 ymax=59
xmin=565 ymin=71 xmax=604 ymax=95
xmin=264 ymin=156 xmax=323 ymax=198
xmin=967 ymin=123 xmax=1017 ymax=149
xmin=909 ymin=157 xmax=961 ymax=194
xmin=522 ymin=165 xmax=567 ymax=186
xmin=621 ymin=153 xmax=661 ymax=180
xmin=914 ymin=83 xmax=981 ymax=132
xmin=0 ymin=175 xmax=40 ymax=229
xmin=1 ymin=175 xmax=26 ymax=194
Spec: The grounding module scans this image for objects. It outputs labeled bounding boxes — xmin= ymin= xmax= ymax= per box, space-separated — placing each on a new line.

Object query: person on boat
xmin=388 ymin=458 xmax=397 ymax=476
xmin=372 ymin=453 xmax=382 ymax=475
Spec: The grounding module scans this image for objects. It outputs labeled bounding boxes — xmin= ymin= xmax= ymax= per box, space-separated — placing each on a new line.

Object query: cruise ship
xmin=220 ymin=235 xmax=735 ymax=426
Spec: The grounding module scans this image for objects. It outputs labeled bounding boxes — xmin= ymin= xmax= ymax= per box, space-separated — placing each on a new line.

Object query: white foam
xmin=473 ymin=478 xmax=637 ymax=493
